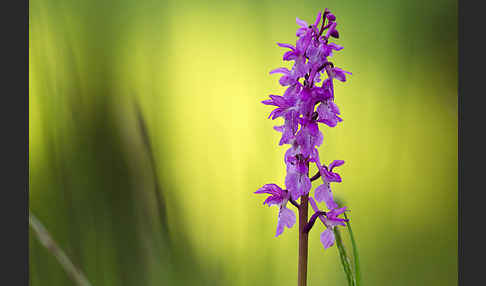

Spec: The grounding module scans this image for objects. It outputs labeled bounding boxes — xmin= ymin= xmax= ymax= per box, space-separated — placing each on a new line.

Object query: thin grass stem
xmin=344 ymin=213 xmax=361 ymax=286
xmin=29 ymin=212 xmax=93 ymax=286
xmin=334 ymin=227 xmax=355 ymax=286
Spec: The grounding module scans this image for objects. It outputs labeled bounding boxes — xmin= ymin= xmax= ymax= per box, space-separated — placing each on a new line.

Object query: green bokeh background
xmin=29 ymin=0 xmax=458 ymax=285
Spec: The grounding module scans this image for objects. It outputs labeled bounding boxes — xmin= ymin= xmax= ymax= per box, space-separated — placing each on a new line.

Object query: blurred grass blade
xmin=29 ymin=212 xmax=93 ymax=286
xmin=134 ymin=100 xmax=169 ymax=236
xmin=334 ymin=227 xmax=355 ymax=286
xmin=344 ymin=213 xmax=361 ymax=286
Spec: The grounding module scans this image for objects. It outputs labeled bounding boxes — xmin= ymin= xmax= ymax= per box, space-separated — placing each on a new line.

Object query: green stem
xmin=29 ymin=212 xmax=93 ymax=286
xmin=344 ymin=213 xmax=361 ymax=286
xmin=334 ymin=227 xmax=355 ymax=286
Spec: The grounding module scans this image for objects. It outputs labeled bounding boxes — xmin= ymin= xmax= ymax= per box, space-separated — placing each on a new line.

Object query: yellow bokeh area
xmin=29 ymin=0 xmax=457 ymax=286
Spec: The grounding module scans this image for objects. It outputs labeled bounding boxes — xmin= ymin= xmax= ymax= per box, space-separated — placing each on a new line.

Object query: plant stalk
xmin=334 ymin=227 xmax=355 ymax=286
xmin=29 ymin=212 xmax=93 ymax=286
xmin=344 ymin=213 xmax=361 ymax=286
xmin=298 ymin=193 xmax=309 ymax=286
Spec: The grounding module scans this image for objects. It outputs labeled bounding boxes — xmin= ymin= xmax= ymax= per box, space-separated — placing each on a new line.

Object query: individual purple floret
xmin=255 ymin=184 xmax=296 ymax=237
xmin=314 ymin=160 xmax=345 ymax=209
xmin=309 ymin=197 xmax=348 ymax=249
xmin=284 ymin=145 xmax=312 ymax=200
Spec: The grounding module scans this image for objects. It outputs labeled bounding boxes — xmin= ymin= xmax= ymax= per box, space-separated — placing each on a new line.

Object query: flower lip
xmin=255 ymin=184 xmax=289 ymax=207
xmin=296 ymin=17 xmax=308 ymax=28
xmin=277 ymin=42 xmax=295 ymax=50
xmin=275 ymin=206 xmax=296 ymax=237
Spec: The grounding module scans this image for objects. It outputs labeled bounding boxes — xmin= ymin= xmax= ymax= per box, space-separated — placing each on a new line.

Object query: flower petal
xmin=277 ymin=42 xmax=295 ymax=50
xmin=326 ymin=13 xmax=336 ymax=21
xmin=332 ymin=67 xmax=351 ymax=82
xmin=269 ymin=67 xmax=290 ymax=75
xmin=313 ymin=11 xmax=322 ymax=28
xmin=328 ymin=43 xmax=343 ymax=51
xmin=255 ymin=184 xmax=286 ymax=206
xmin=285 ymin=171 xmax=311 ymax=201
xmin=320 ymin=228 xmax=335 ymax=249
xmin=276 ymin=207 xmax=296 ymax=237
xmin=296 ymin=17 xmax=308 ymax=27
xmin=255 ymin=183 xmax=282 ymax=195
xmin=329 ymin=160 xmax=345 ymax=171
xmin=318 ymin=182 xmax=338 ymax=210
xmin=314 ymin=183 xmax=328 ymax=203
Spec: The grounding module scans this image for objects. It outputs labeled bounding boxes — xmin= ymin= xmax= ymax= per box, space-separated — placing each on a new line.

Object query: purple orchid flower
xmin=255 ymin=184 xmax=297 ymax=237
xmin=284 ymin=146 xmax=312 ymax=200
xmin=330 ymin=67 xmax=352 ymax=82
xmin=270 ymin=67 xmax=300 ymax=86
xmin=314 ymin=160 xmax=345 ymax=209
xmin=325 ymin=22 xmax=339 ymax=39
xmin=295 ymin=12 xmax=320 ymax=55
xmin=257 ymin=9 xmax=351 ymax=255
xmin=324 ymin=8 xmax=336 ymax=22
xmin=295 ymin=118 xmax=323 ymax=158
xmin=262 ymin=93 xmax=300 ymax=145
xmin=309 ymin=197 xmax=348 ymax=249
xmin=322 ymin=43 xmax=343 ymax=58
xmin=316 ymin=98 xmax=342 ymax=127
xmin=277 ymin=43 xmax=308 ymax=77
